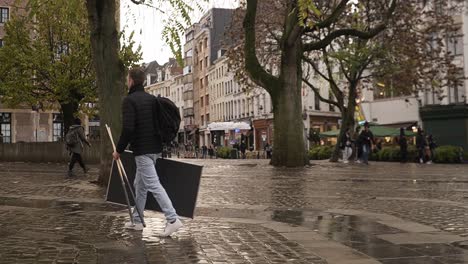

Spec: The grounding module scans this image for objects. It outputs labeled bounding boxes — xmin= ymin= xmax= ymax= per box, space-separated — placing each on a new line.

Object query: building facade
xmin=360 ymin=2 xmax=468 ymax=150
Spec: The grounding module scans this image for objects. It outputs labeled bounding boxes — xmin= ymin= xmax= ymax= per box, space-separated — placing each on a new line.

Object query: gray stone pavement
xmin=0 ymin=160 xmax=468 ymax=263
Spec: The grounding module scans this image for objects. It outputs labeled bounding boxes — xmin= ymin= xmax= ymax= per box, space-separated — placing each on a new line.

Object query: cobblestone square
xmin=0 ymin=160 xmax=467 ymax=263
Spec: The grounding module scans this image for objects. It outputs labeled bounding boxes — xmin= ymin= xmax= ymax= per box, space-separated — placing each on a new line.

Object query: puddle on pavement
xmin=269 ymin=209 xmax=468 ymax=262
xmin=0 ymin=196 xmax=122 ymax=213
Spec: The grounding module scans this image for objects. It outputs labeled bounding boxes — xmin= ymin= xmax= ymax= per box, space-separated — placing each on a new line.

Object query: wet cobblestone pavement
xmin=0 ymin=160 xmax=468 ymax=263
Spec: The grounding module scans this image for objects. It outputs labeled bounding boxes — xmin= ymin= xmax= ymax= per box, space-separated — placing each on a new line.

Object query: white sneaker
xmin=343 ymin=160 xmax=349 ymax=164
xmin=426 ymin=161 xmax=433 ymax=164
xmin=419 ymin=158 xmax=424 ymax=164
xmin=161 ymin=219 xmax=183 ymax=237
xmin=124 ymin=222 xmax=144 ymax=231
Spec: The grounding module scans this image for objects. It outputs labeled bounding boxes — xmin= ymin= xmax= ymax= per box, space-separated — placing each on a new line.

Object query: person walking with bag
xmin=66 ymin=118 xmax=91 ymax=177
xmin=113 ymin=67 xmax=182 ymax=236
xmin=398 ymin=128 xmax=408 ymax=163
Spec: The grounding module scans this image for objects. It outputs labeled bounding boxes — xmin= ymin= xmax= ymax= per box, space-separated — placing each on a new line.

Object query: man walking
xmin=67 ymin=118 xmax=91 ymax=177
xmin=398 ymin=128 xmax=408 ymax=163
xmin=358 ymin=122 xmax=374 ymax=165
xmin=113 ymin=67 xmax=182 ymax=236
xmin=416 ymin=128 xmax=426 ymax=164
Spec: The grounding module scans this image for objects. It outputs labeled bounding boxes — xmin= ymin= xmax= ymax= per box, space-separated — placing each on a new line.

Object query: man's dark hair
xmin=129 ymin=67 xmax=145 ymax=86
xmin=74 ymin=118 xmax=82 ymax=125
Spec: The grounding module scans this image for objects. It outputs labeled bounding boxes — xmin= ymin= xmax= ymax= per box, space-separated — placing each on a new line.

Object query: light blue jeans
xmin=133 ymin=154 xmax=178 ymax=223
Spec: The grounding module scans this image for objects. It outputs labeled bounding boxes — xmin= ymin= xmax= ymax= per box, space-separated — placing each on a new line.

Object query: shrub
xmin=370 ymin=145 xmax=461 ymax=163
xmin=433 ymin=145 xmax=464 ymax=163
xmin=216 ymin=146 xmax=232 ymax=159
xmin=309 ymin=145 xmax=333 ymax=160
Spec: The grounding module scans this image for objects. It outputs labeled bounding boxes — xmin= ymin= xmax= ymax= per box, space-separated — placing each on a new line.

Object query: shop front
xmin=309 ymin=115 xmax=340 ymax=145
xmin=207 ymin=122 xmax=251 ymax=147
xmin=253 ymin=119 xmax=274 ymax=151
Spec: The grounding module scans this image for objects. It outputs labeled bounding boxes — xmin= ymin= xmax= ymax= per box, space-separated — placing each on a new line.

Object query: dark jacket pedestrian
xmin=353 ymin=126 xmax=362 ymax=160
xmin=398 ymin=128 xmax=408 ymax=163
xmin=358 ymin=123 xmax=374 ymax=164
xmin=67 ymin=118 xmax=91 ymax=176
xmin=264 ymin=143 xmax=272 ymax=159
xmin=426 ymin=135 xmax=436 ymax=164
xmin=240 ymin=142 xmax=247 ymax=159
xmin=113 ymin=67 xmax=182 ymax=236
xmin=416 ymin=129 xmax=426 ymax=163
xmin=116 ymin=84 xmax=163 ymax=155
xmin=202 ymin=145 xmax=208 ymax=159
xmin=208 ymin=146 xmax=214 ymax=159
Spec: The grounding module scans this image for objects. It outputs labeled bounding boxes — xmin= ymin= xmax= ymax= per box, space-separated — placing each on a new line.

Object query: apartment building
xmin=361 ymin=2 xmax=468 ymax=150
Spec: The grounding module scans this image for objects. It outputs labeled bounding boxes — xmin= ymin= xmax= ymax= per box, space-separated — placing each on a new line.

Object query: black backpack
xmin=65 ymin=127 xmax=79 ymax=147
xmin=153 ymin=95 xmax=181 ymax=144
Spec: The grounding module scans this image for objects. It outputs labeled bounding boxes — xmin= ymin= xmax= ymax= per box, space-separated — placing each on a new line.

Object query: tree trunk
xmin=330 ymin=82 xmax=358 ymax=162
xmin=60 ymin=102 xmax=80 ymax=137
xmin=86 ymin=0 xmax=124 ymax=185
xmin=271 ymin=33 xmax=307 ymax=167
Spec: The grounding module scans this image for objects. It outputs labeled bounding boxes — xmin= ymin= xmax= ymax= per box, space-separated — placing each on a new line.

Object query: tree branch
xmin=303 ymin=55 xmax=332 ymax=83
xmin=303 ymin=77 xmax=341 ymax=108
xmin=243 ymin=0 xmax=279 ymax=94
xmin=305 ymin=0 xmax=350 ymax=32
xmin=322 ymin=48 xmax=344 ymax=101
xmin=303 ymin=0 xmax=398 ymax=51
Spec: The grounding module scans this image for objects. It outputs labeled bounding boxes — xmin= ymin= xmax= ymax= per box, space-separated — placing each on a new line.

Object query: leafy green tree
xmin=0 ymin=0 xmax=141 ymax=137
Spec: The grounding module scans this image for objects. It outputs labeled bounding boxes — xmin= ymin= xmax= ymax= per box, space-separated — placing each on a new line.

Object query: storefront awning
xmin=207 ymin=122 xmax=251 ymax=131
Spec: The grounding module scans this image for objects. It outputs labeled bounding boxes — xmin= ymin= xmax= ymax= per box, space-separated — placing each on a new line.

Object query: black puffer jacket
xmin=116 ymin=84 xmax=162 ymax=155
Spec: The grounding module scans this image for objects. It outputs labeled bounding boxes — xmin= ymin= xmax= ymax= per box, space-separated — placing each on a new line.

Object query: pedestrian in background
xmin=208 ymin=145 xmax=214 ymax=159
xmin=265 ymin=143 xmax=272 ymax=159
xmin=340 ymin=128 xmax=353 ymax=163
xmin=354 ymin=126 xmax=362 ymax=162
xmin=398 ymin=128 xmax=408 ymax=163
xmin=426 ymin=134 xmax=437 ymax=164
xmin=358 ymin=122 xmax=374 ymax=165
xmin=66 ymin=118 xmax=91 ymax=177
xmin=202 ymin=145 xmax=208 ymax=159
xmin=240 ymin=141 xmax=247 ymax=159
xmin=416 ymin=128 xmax=426 ymax=164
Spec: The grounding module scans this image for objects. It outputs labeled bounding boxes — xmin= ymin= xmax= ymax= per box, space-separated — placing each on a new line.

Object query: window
xmin=447 ymin=30 xmax=463 ymax=56
xmin=206 ymin=114 xmax=210 ymax=123
xmin=206 ymin=95 xmax=209 ymax=106
xmin=0 ymin=113 xmax=11 ymax=143
xmin=200 ymin=78 xmax=203 ymax=89
xmin=0 ymin=8 xmax=9 ymax=24
xmin=201 ymin=115 xmax=205 ymax=126
xmin=204 ymin=76 xmax=208 ymax=88
xmin=205 ymin=56 xmax=208 ymax=68
xmin=185 ymin=31 xmax=194 ymax=41
xmin=204 ymin=38 xmax=208 ymax=49
xmin=200 ymin=60 xmax=203 ymax=70
xmin=53 ymin=114 xmax=64 ymax=142
xmin=201 ymin=97 xmax=204 ymax=107
xmin=0 ymin=39 xmax=3 ymax=48
xmin=448 ymin=70 xmax=465 ymax=104
xmin=88 ymin=115 xmax=100 ymax=140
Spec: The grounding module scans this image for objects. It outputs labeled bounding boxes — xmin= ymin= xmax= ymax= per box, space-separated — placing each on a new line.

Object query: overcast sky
xmin=121 ymin=0 xmax=239 ymax=65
